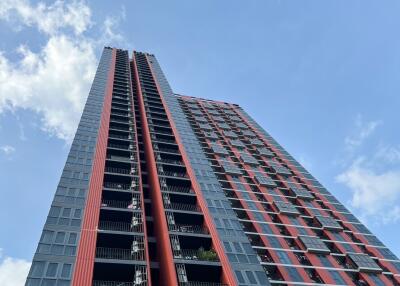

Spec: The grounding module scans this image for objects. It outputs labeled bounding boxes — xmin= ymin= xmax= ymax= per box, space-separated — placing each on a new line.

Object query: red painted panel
xmin=127 ymin=59 xmax=152 ymax=286
xmin=144 ymin=55 xmax=237 ymax=286
xmin=71 ymin=49 xmax=116 ymax=286
xmin=131 ymin=53 xmax=178 ymax=286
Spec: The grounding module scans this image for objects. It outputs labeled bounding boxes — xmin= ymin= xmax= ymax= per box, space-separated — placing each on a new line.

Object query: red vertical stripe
xmin=145 ymin=55 xmax=237 ymax=286
xmin=71 ymin=49 xmax=116 ymax=286
xmin=131 ymin=53 xmax=179 ymax=286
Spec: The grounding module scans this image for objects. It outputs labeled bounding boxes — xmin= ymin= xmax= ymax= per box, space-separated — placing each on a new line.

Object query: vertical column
xmin=131 ymin=52 xmax=178 ymax=286
xmin=71 ymin=48 xmax=116 ymax=286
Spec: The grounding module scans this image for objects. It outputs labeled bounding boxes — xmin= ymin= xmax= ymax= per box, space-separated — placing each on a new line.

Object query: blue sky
xmin=1 ymin=0 xmax=400 ymax=284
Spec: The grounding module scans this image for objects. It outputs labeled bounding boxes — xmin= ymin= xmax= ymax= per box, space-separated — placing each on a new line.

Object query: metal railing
xmin=174 ymin=249 xmax=219 ymax=262
xmin=106 ymin=154 xmax=134 ymax=162
xmin=158 ymin=147 xmax=180 ymax=154
xmin=95 ymin=247 xmax=144 ymax=261
xmin=103 ymin=182 xmax=131 ymax=190
xmin=158 ymin=158 xmax=184 ymax=165
xmin=179 ymin=283 xmax=227 ymax=286
xmin=170 ymin=224 xmax=209 ymax=234
xmin=93 ymin=281 xmax=137 ymax=286
xmin=162 ymin=171 xmax=188 ymax=178
xmin=108 ymin=143 xmax=130 ymax=150
xmin=163 ymin=186 xmax=194 ymax=194
xmin=101 ymin=199 xmax=141 ymax=210
xmin=105 ymin=167 xmax=132 ymax=175
xmin=98 ymin=221 xmax=143 ymax=233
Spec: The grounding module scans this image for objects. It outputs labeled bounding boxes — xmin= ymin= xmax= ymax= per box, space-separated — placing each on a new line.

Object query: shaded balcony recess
xmin=93 ymin=264 xmax=147 ymax=285
xmin=173 ymin=248 xmax=219 ymax=262
xmin=169 ymin=224 xmax=209 ymax=235
xmin=101 ymin=199 xmax=141 ymax=210
xmin=96 ymin=247 xmax=145 ymax=261
xmin=165 ymin=203 xmax=201 ymax=213
xmin=98 ymin=221 xmax=143 ymax=233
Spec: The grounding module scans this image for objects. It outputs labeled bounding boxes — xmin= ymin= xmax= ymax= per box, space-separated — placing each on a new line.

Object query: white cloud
xmin=0 ymin=0 xmax=91 ymax=35
xmin=0 ymin=145 xmax=16 ymax=155
xmin=0 ymin=250 xmax=31 ymax=286
xmin=0 ymin=36 xmax=97 ymax=141
xmin=0 ymin=0 xmax=127 ymax=142
xmin=344 ymin=114 xmax=382 ymax=150
xmin=336 ymin=157 xmax=400 ymax=224
xmin=375 ymin=144 xmax=400 ymax=164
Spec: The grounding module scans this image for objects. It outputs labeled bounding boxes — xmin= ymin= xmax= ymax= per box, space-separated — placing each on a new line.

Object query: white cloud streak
xmin=0 ymin=145 xmax=16 ymax=155
xmin=336 ymin=158 xmax=400 ymax=224
xmin=0 ymin=250 xmax=31 ymax=286
xmin=0 ymin=0 xmax=126 ymax=142
xmin=344 ymin=114 xmax=382 ymax=151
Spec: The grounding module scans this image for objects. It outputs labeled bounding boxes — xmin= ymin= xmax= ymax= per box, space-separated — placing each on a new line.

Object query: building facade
xmin=26 ymin=47 xmax=400 ymax=286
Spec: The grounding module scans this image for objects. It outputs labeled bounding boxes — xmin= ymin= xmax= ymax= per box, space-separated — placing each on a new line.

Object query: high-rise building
xmin=26 ymin=47 xmax=400 ymax=286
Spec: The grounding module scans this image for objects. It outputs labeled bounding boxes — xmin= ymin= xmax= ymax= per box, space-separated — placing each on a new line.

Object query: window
xmin=347 ymin=253 xmax=382 ymax=273
xmin=235 ymin=271 xmax=245 ymax=283
xmin=286 ymin=267 xmax=303 ymax=282
xmin=254 ymin=175 xmax=276 ymax=187
xmin=315 ymin=216 xmax=342 ymax=231
xmin=318 ymin=255 xmax=333 ymax=267
xmin=55 ymin=232 xmax=65 ymax=244
xmin=40 ymin=231 xmax=54 ymax=243
xmin=329 ymin=270 xmax=346 ymax=284
xmin=46 ymin=263 xmax=58 ymax=277
xmin=299 ymin=236 xmax=330 ymax=254
xmin=245 ymin=271 xmax=257 ymax=284
xmin=60 ymin=264 xmax=72 ymax=278
xmin=273 ymin=201 xmax=300 ymax=216
xmin=31 ymin=261 xmax=45 ymax=277
xmin=68 ymin=233 xmax=77 ymax=245
xmin=276 ymin=250 xmax=291 ymax=264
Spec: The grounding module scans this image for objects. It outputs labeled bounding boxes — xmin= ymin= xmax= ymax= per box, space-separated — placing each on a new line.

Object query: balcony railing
xmin=106 ymin=154 xmax=134 ymax=162
xmin=162 ymin=171 xmax=188 ymax=178
xmin=165 ymin=203 xmax=201 ymax=213
xmin=158 ymin=148 xmax=180 ymax=154
xmin=158 ymin=158 xmax=184 ymax=166
xmin=96 ymin=247 xmax=145 ymax=261
xmin=103 ymin=182 xmax=131 ymax=190
xmin=108 ymin=143 xmax=131 ymax=150
xmin=170 ymin=224 xmax=209 ymax=235
xmin=162 ymin=186 xmax=194 ymax=194
xmin=179 ymin=283 xmax=227 ymax=286
xmin=105 ymin=167 xmax=133 ymax=175
xmin=98 ymin=221 xmax=143 ymax=233
xmin=93 ymin=281 xmax=137 ymax=286
xmin=174 ymin=249 xmax=219 ymax=262
xmin=101 ymin=199 xmax=141 ymax=210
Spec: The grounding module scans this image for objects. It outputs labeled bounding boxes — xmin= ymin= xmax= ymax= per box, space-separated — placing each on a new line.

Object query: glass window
xmin=55 ymin=232 xmax=65 ymax=244
xmin=235 ymin=271 xmax=245 ymax=283
xmin=31 ymin=261 xmax=45 ymax=277
xmin=60 ymin=264 xmax=72 ymax=278
xmin=245 ymin=271 xmax=257 ymax=284
xmin=329 ymin=270 xmax=346 ymax=284
xmin=46 ymin=263 xmax=58 ymax=277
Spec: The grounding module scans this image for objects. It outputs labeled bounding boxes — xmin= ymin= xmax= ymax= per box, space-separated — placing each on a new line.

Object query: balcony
xmin=99 ymin=221 xmax=133 ymax=233
xmin=101 ymin=199 xmax=141 ymax=211
xmin=165 ymin=203 xmax=201 ymax=213
xmin=170 ymin=224 xmax=209 ymax=235
xmin=161 ymin=170 xmax=189 ymax=179
xmin=103 ymin=182 xmax=131 ymax=191
xmin=174 ymin=248 xmax=219 ymax=263
xmin=180 ymin=282 xmax=227 ymax=286
xmin=161 ymin=186 xmax=194 ymax=194
xmin=105 ymin=167 xmax=135 ymax=176
xmin=96 ymin=247 xmax=145 ymax=261
xmin=93 ymin=281 xmax=136 ymax=286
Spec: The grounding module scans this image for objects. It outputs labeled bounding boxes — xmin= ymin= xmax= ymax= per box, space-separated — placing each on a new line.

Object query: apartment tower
xmin=25 ymin=47 xmax=400 ymax=286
